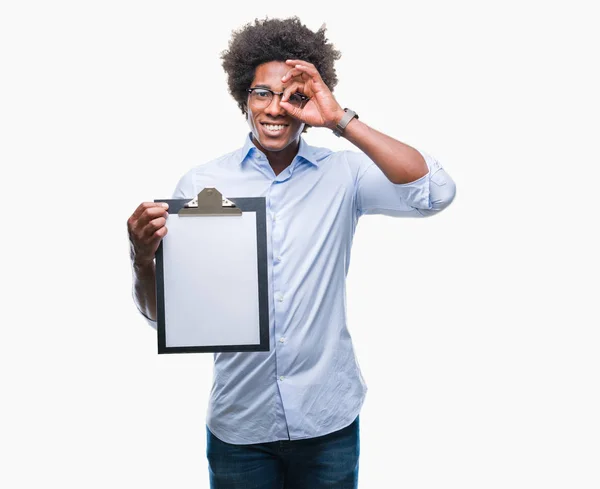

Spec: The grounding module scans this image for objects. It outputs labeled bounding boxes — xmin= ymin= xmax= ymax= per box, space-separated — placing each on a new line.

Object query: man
xmin=128 ymin=17 xmax=455 ymax=489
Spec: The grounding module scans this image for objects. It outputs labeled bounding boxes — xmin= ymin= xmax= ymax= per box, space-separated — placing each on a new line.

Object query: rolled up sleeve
xmin=354 ymin=149 xmax=456 ymax=218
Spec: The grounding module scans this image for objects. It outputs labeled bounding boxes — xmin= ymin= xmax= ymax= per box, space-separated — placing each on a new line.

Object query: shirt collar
xmin=238 ymin=132 xmax=320 ymax=168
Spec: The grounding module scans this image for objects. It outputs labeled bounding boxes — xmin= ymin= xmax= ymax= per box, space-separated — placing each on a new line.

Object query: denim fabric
xmin=206 ymin=416 xmax=360 ymax=489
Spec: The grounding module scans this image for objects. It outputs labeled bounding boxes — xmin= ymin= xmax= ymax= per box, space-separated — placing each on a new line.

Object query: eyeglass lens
xmin=249 ymin=89 xmax=305 ymax=108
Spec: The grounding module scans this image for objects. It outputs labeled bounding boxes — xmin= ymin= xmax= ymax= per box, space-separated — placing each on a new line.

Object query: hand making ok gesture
xmin=279 ymin=59 xmax=345 ymax=130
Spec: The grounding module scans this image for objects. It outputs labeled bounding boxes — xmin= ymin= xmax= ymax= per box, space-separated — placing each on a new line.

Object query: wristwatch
xmin=332 ymin=108 xmax=359 ymax=137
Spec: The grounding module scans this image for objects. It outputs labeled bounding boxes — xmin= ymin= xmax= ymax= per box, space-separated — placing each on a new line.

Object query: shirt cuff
xmin=392 ymin=168 xmax=432 ymax=210
xmin=394 ymin=149 xmax=452 ymax=210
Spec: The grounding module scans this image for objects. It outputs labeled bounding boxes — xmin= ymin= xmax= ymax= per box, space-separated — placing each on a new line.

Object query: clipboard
xmin=154 ymin=188 xmax=269 ymax=354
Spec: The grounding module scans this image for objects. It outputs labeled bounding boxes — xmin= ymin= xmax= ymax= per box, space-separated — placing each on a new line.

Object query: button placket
xmin=270 ymin=182 xmax=289 ymax=391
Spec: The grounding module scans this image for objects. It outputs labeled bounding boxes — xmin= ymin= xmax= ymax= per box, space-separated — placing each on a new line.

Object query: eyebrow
xmin=251 ymin=84 xmax=288 ymax=91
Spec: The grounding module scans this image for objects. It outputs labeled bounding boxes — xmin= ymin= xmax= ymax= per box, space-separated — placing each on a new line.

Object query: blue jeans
xmin=206 ymin=416 xmax=360 ymax=489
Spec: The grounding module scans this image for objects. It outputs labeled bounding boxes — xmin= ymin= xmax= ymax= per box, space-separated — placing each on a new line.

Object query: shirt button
xmin=277 ymin=295 xmax=284 ymax=302
xmin=273 ymin=214 xmax=277 ymax=221
xmin=276 ymin=256 xmax=282 ymax=262
xmin=279 ymin=337 xmax=285 ymax=343
xmin=279 ymin=376 xmax=285 ymax=381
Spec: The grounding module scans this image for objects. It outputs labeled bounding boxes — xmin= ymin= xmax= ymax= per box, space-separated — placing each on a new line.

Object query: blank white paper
xmin=162 ymin=212 xmax=260 ymax=347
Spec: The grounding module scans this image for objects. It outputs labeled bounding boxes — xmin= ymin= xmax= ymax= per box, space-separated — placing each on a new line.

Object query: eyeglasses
xmin=247 ymin=87 xmax=309 ymax=109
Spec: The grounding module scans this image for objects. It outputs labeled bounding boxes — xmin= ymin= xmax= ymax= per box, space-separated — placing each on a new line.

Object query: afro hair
xmin=221 ymin=16 xmax=341 ymax=124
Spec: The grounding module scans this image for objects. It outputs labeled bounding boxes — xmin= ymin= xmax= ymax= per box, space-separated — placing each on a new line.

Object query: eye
xmin=289 ymin=93 xmax=304 ymax=103
xmin=253 ymin=89 xmax=271 ymax=98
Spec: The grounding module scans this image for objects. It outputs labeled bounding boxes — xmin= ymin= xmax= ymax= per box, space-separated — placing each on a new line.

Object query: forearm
xmin=339 ymin=118 xmax=429 ymax=184
xmin=132 ymin=261 xmax=158 ymax=321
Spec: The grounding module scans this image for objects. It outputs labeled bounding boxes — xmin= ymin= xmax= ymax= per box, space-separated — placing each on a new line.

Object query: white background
xmin=1 ymin=1 xmax=599 ymax=488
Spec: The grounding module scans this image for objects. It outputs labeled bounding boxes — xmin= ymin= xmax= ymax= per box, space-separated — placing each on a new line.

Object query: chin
xmin=252 ymin=131 xmax=295 ymax=153
xmin=260 ymin=140 xmax=291 ymax=152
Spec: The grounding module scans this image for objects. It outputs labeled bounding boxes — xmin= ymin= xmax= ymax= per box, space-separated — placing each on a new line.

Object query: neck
xmin=252 ymin=136 xmax=300 ymax=173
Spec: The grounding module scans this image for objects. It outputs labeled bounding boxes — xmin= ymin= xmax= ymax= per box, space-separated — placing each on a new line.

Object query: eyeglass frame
xmin=246 ymin=87 xmax=310 ymax=108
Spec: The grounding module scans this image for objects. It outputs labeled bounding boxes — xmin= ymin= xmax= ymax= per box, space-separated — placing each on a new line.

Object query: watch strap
xmin=333 ymin=108 xmax=359 ymax=137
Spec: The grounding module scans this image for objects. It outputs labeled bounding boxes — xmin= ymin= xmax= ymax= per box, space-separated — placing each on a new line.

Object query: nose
xmin=264 ymin=93 xmax=286 ymax=117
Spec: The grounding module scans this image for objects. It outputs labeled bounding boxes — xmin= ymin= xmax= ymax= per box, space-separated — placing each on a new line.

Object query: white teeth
xmin=264 ymin=124 xmax=285 ymax=131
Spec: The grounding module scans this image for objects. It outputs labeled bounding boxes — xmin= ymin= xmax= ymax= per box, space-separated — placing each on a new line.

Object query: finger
xmin=132 ymin=202 xmax=169 ymax=218
xmin=132 ymin=228 xmax=166 ymax=264
xmin=285 ymin=60 xmax=321 ymax=79
xmin=130 ymin=201 xmax=168 ymax=222
xmin=142 ymin=206 xmax=169 ymax=223
xmin=285 ymin=59 xmax=314 ymax=69
xmin=154 ymin=225 xmax=168 ymax=240
xmin=290 ymin=63 xmax=322 ymax=81
xmin=141 ymin=215 xmax=168 ymax=241
xmin=281 ymin=81 xmax=304 ymax=103
xmin=281 ymin=67 xmax=306 ymax=83
xmin=128 ymin=209 xmax=169 ymax=252
xmin=131 ymin=219 xmax=168 ymax=261
xmin=146 ymin=225 xmax=168 ymax=254
xmin=129 ymin=205 xmax=169 ymax=233
xmin=279 ymin=99 xmax=303 ymax=120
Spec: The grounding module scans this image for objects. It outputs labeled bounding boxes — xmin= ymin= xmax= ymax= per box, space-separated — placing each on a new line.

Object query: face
xmin=246 ymin=61 xmax=305 ymax=154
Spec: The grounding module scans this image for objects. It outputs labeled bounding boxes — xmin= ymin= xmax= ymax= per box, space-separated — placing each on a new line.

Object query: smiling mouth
xmin=261 ymin=123 xmax=288 ymax=133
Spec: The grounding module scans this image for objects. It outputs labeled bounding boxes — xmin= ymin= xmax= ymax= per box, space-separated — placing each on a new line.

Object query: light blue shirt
xmin=169 ymin=133 xmax=456 ymax=444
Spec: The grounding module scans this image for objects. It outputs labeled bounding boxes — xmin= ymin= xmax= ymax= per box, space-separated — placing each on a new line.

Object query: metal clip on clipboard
xmin=178 ymin=187 xmax=242 ymax=217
